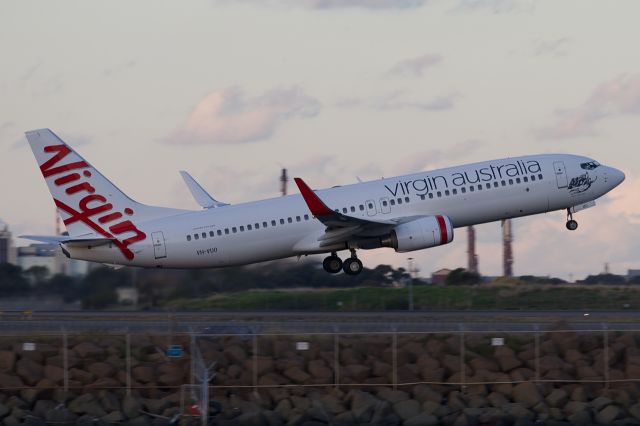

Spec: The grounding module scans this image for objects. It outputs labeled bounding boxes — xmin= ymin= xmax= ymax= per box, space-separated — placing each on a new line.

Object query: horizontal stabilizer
xmin=20 ymin=235 xmax=115 ymax=248
xmin=179 ymin=171 xmax=229 ymax=209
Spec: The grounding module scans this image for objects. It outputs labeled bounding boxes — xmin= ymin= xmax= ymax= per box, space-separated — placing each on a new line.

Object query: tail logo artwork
xmin=40 ymin=144 xmax=146 ymax=260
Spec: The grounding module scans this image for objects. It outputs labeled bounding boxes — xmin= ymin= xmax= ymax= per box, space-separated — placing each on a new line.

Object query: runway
xmin=1 ymin=310 xmax=640 ymax=333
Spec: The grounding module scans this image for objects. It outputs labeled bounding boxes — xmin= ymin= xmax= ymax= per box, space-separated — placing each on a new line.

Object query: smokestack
xmin=502 ymin=219 xmax=513 ymax=277
xmin=280 ymin=168 xmax=288 ymax=197
xmin=467 ymin=226 xmax=478 ymax=274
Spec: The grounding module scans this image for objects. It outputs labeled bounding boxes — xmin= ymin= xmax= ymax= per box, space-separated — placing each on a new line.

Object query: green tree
xmin=0 ymin=263 xmax=29 ymax=295
xmin=445 ymin=268 xmax=481 ymax=286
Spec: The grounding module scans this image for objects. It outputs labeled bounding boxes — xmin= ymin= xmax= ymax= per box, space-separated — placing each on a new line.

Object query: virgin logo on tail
xmin=40 ymin=144 xmax=146 ymax=260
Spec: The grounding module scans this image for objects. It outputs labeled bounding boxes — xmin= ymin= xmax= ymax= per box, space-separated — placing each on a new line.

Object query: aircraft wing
xmin=179 ymin=171 xmax=229 ymax=209
xmin=294 ymin=177 xmax=405 ymax=247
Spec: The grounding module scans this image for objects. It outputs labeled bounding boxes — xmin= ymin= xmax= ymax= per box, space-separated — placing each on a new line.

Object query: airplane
xmin=21 ymin=129 xmax=625 ymax=275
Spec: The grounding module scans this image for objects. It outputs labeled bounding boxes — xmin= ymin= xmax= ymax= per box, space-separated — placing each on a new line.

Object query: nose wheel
xmin=566 ymin=208 xmax=578 ymax=231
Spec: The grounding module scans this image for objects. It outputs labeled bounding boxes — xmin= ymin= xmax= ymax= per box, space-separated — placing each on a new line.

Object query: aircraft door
xmin=553 ymin=161 xmax=568 ymax=188
xmin=380 ymin=197 xmax=391 ymax=214
xmin=151 ymin=231 xmax=167 ymax=259
xmin=365 ymin=199 xmax=377 ymax=216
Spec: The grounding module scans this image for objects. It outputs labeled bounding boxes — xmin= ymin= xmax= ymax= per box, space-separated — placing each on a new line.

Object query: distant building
xmin=629 ymin=270 xmax=640 ymax=280
xmin=17 ymin=244 xmax=57 ymax=278
xmin=116 ymin=287 xmax=138 ymax=305
xmin=431 ymin=268 xmax=452 ymax=284
xmin=0 ymin=219 xmax=16 ymax=264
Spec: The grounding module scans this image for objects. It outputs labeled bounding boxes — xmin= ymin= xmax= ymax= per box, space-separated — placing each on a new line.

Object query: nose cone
xmin=608 ymin=167 xmax=625 ymax=188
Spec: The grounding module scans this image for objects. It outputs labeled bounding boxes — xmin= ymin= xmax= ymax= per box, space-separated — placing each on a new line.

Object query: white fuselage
xmin=65 ymin=153 xmax=624 ymax=268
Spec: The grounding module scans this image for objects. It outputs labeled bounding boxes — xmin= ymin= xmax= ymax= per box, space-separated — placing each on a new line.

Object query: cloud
xmin=451 ymin=0 xmax=537 ymax=14
xmin=391 ymin=139 xmax=485 ymax=174
xmin=532 ymin=37 xmax=570 ymax=57
xmin=336 ymin=90 xmax=456 ymax=112
xmin=387 ymin=54 xmax=443 ymax=77
xmin=214 ymin=0 xmax=427 ymax=10
xmin=168 ymin=87 xmax=321 ymax=145
xmin=535 ymin=74 xmax=640 ymax=140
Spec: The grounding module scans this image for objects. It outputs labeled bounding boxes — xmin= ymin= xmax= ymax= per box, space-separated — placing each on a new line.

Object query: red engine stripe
xmin=436 ymin=215 xmax=448 ymax=244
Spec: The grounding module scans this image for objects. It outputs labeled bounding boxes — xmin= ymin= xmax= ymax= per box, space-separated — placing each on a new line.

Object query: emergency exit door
xmin=553 ymin=161 xmax=568 ymax=188
xmin=151 ymin=231 xmax=167 ymax=259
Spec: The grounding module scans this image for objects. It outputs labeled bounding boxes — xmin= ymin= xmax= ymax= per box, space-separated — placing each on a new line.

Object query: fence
xmin=2 ymin=326 xmax=640 ymax=421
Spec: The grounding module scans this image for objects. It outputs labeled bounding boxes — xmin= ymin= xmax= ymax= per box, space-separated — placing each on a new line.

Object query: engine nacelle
xmin=381 ymin=215 xmax=454 ymax=253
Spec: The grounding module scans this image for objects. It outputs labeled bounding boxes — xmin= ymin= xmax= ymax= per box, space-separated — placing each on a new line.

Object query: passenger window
xmin=186 ymin=235 xmax=191 ymax=241
xmin=342 ymin=208 xmax=347 ymax=213
xmin=452 ymin=188 xmax=457 ymax=195
xmin=486 ymin=183 xmax=491 ymax=189
xmin=531 ymin=175 xmax=536 ymax=181
xmin=382 ymin=200 xmax=388 ymax=206
xmin=445 ymin=190 xmax=450 ymax=196
xmin=239 ymin=226 xmax=245 ymax=232
xmin=263 ymin=222 xmax=268 ymax=227
xmin=303 ymin=215 xmax=309 ymax=221
xmin=202 ymin=232 xmax=206 ymax=238
xmin=255 ymin=223 xmax=259 ymax=229
xmin=217 ymin=230 xmax=222 ymax=236
xmin=470 ymin=186 xmax=475 ymax=192
xmin=272 ymin=220 xmax=276 ymax=226
xmin=420 ymin=194 xmax=425 ymax=200
xmin=477 ymin=185 xmax=482 ymax=191
xmin=350 ymin=206 xmax=356 ymax=212
xmin=232 ymin=227 xmax=237 ymax=233
xmin=390 ymin=199 xmax=396 ymax=206
xmin=437 ymin=191 xmax=442 ymax=197
xmin=209 ymin=231 xmax=214 ymax=237
xmin=516 ymin=178 xmax=521 ymax=184
xmin=287 ymin=217 xmax=292 ymax=223
xmin=509 ymin=179 xmax=514 ymax=185
xmin=194 ymin=234 xmax=199 ymax=240
xmin=429 ymin=193 xmax=434 ymax=199
xmin=493 ymin=182 xmax=499 ymax=188
xmin=225 ymin=228 xmax=229 ymax=234
xmin=296 ymin=216 xmax=301 ymax=222
xmin=397 ymin=199 xmax=402 ymax=205
xmin=523 ymin=176 xmax=528 ymax=183
xmin=404 ymin=197 xmax=410 ymax=203
xmin=359 ymin=205 xmax=365 ymax=211
xmin=538 ymin=174 xmax=543 ymax=180
xmin=461 ymin=187 xmax=466 ymax=193
xmin=280 ymin=219 xmax=285 ymax=225
xmin=501 ymin=180 xmax=506 ymax=186
xmin=247 ymin=224 xmax=252 ymax=230
xmin=368 ymin=202 xmax=373 ymax=209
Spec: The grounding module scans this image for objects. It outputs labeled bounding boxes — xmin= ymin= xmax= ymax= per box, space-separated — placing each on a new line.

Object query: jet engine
xmin=380 ymin=215 xmax=454 ymax=252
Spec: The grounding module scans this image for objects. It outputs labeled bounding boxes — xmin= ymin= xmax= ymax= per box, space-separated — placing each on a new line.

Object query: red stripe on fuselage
xmin=436 ymin=215 xmax=448 ymax=245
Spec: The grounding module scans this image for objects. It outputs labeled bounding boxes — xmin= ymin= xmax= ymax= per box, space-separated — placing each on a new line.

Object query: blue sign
xmin=167 ymin=345 xmax=183 ymax=358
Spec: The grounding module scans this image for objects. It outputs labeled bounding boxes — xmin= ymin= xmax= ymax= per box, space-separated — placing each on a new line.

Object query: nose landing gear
xmin=566 ymin=208 xmax=578 ymax=231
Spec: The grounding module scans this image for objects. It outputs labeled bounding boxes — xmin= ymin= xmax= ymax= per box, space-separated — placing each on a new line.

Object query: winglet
xmin=293 ymin=178 xmax=334 ymax=216
xmin=179 ymin=171 xmax=229 ymax=209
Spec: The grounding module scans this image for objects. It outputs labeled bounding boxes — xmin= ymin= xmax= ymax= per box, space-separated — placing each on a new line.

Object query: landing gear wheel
xmin=565 ymin=208 xmax=578 ymax=231
xmin=322 ymin=255 xmax=342 ymax=274
xmin=343 ymin=257 xmax=363 ymax=275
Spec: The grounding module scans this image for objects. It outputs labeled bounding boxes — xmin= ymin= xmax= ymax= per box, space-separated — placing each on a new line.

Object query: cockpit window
xmin=580 ymin=161 xmax=600 ymax=170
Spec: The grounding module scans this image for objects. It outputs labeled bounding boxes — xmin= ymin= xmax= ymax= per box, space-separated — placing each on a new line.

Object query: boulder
xmin=564 ymin=400 xmax=589 ymax=416
xmin=496 ymin=356 xmax=522 ymax=372
xmin=157 ymin=364 xmax=184 ymax=386
xmin=0 ymin=373 xmax=24 ymax=388
xmin=68 ymin=394 xmax=107 ymax=417
xmin=16 ymin=357 xmax=43 ymax=385
xmin=132 ymin=365 xmax=154 ymax=383
xmin=73 ymin=342 xmax=104 ymax=358
xmin=546 ymin=388 xmax=569 ymax=408
xmin=343 ymin=364 xmax=370 ymax=382
xmin=87 ymin=362 xmax=115 ymax=378
xmin=630 ymin=402 xmax=640 ymax=420
xmin=392 ymin=399 xmax=420 ymax=421
xmin=404 ymin=412 xmax=439 ymax=426
xmin=412 ymin=384 xmax=442 ymax=404
xmin=567 ymin=410 xmax=592 ymax=425
xmin=43 ymin=364 xmax=64 ymax=384
xmin=590 ymin=396 xmax=612 ymax=411
xmin=318 ymin=394 xmax=345 ymax=415
xmin=69 ymin=368 xmax=94 ymax=384
xmin=512 ymin=382 xmax=542 ymax=408
xmin=123 ymin=394 xmax=142 ymax=419
xmin=284 ymin=367 xmax=310 ymax=383
xmin=224 ymin=345 xmax=247 ymax=364
xmin=377 ymin=388 xmax=409 ymax=404
xmin=101 ymin=411 xmax=125 ymax=423
xmin=307 ymin=360 xmax=332 ymax=381
xmin=487 ymin=392 xmax=508 ymax=408
xmin=0 ymin=351 xmax=16 ymax=372
xmin=348 ymin=390 xmax=378 ymax=423
xmin=595 ymin=405 xmax=624 ymax=424
xmin=98 ymin=390 xmax=120 ymax=412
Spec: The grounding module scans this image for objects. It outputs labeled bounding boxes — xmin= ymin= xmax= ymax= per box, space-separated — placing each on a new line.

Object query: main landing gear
xmin=322 ymin=250 xmax=363 ymax=275
xmin=566 ymin=208 xmax=578 ymax=231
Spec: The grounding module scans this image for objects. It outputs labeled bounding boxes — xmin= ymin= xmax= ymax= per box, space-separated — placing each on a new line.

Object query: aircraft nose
xmin=607 ymin=167 xmax=625 ymax=187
